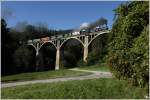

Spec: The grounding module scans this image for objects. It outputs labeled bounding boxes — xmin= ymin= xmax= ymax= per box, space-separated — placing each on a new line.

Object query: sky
xmin=1 ymin=1 xmax=124 ymax=30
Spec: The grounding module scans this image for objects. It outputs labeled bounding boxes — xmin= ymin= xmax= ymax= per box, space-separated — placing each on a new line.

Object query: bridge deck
xmin=27 ymin=30 xmax=110 ymax=44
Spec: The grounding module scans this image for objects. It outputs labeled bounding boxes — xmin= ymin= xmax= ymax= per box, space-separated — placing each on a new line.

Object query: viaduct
xmin=27 ymin=30 xmax=110 ymax=70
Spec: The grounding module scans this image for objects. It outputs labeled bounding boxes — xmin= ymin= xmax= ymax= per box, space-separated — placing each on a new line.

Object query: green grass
xmin=78 ymin=63 xmax=110 ymax=72
xmin=2 ymin=69 xmax=91 ymax=83
xmin=1 ymin=78 xmax=145 ymax=99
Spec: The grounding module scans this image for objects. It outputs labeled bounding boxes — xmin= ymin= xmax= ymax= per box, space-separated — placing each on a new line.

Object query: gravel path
xmin=1 ymin=69 xmax=112 ymax=88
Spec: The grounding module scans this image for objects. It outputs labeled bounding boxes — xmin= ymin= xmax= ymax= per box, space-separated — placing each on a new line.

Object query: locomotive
xmin=72 ymin=25 xmax=108 ymax=36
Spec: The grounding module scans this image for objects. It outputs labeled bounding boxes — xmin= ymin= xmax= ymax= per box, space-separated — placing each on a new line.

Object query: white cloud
xmin=79 ymin=22 xmax=89 ymax=29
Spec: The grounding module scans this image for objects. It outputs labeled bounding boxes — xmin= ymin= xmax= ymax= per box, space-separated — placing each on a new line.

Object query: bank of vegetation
xmin=107 ymin=1 xmax=149 ymax=90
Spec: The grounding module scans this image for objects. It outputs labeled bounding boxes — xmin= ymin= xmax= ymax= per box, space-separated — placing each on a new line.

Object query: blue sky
xmin=1 ymin=1 xmax=124 ymax=30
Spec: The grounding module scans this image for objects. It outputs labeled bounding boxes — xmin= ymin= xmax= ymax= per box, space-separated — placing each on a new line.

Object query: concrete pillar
xmin=36 ymin=42 xmax=40 ymax=56
xmin=55 ymin=40 xmax=60 ymax=70
xmin=83 ymin=46 xmax=88 ymax=62
xmin=55 ymin=48 xmax=60 ymax=70
xmin=36 ymin=50 xmax=39 ymax=56
xmin=35 ymin=42 xmax=40 ymax=71
xmin=83 ymin=36 xmax=89 ymax=63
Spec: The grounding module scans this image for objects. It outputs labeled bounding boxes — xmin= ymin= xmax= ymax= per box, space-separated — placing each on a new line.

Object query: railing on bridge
xmin=27 ymin=30 xmax=110 ymax=44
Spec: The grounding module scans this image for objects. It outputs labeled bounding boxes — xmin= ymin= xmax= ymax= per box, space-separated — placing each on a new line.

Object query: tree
xmin=24 ymin=25 xmax=37 ymax=39
xmin=1 ymin=19 xmax=15 ymax=75
xmin=107 ymin=1 xmax=149 ymax=89
xmin=13 ymin=45 xmax=35 ymax=72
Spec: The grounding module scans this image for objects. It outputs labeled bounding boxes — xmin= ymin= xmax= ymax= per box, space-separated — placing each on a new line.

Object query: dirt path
xmin=1 ymin=69 xmax=112 ymax=88
xmin=69 ymin=68 xmax=111 ymax=74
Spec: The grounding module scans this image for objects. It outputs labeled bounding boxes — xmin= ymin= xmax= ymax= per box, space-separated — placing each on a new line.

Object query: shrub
xmin=87 ymin=51 xmax=100 ymax=65
xmin=107 ymin=1 xmax=149 ymax=89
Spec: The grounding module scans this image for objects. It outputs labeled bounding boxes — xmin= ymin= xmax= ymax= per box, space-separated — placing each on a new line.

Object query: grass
xmin=78 ymin=63 xmax=110 ymax=72
xmin=1 ymin=69 xmax=91 ymax=83
xmin=1 ymin=78 xmax=145 ymax=99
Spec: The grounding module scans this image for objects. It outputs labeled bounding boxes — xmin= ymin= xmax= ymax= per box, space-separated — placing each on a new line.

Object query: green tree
xmin=107 ymin=1 xmax=149 ymax=89
xmin=1 ymin=19 xmax=18 ymax=75
xmin=13 ymin=45 xmax=35 ymax=72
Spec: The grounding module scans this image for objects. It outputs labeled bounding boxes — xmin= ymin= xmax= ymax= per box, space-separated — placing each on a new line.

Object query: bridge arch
xmin=25 ymin=44 xmax=37 ymax=71
xmin=59 ymin=37 xmax=84 ymax=69
xmin=39 ymin=41 xmax=57 ymax=51
xmin=38 ymin=41 xmax=57 ymax=71
xmin=88 ymin=31 xmax=109 ymax=47
xmin=59 ymin=37 xmax=84 ymax=49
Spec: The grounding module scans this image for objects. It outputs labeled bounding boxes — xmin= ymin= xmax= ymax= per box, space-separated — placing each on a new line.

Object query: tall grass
xmin=2 ymin=78 xmax=145 ymax=99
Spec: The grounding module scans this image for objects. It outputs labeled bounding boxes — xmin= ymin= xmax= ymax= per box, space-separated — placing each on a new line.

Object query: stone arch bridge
xmin=27 ymin=30 xmax=110 ymax=70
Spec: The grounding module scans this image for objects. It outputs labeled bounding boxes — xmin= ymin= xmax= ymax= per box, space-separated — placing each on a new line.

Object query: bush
xmin=87 ymin=51 xmax=100 ymax=65
xmin=130 ymin=26 xmax=149 ymax=87
xmin=107 ymin=1 xmax=149 ymax=88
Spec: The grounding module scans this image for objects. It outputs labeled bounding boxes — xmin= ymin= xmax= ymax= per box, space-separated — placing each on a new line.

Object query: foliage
xmin=1 ymin=18 xmax=73 ymax=75
xmin=60 ymin=40 xmax=83 ymax=68
xmin=1 ymin=19 xmax=18 ymax=75
xmin=87 ymin=51 xmax=100 ymax=65
xmin=107 ymin=1 xmax=149 ymax=88
xmin=130 ymin=26 xmax=149 ymax=87
xmin=39 ymin=44 xmax=56 ymax=71
xmin=87 ymin=33 xmax=109 ymax=66
xmin=13 ymin=45 xmax=35 ymax=72
xmin=77 ymin=59 xmax=86 ymax=67
xmin=2 ymin=78 xmax=146 ymax=99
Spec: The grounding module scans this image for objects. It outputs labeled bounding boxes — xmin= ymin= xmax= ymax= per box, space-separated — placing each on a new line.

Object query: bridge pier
xmin=55 ymin=48 xmax=60 ymax=70
xmin=36 ymin=43 xmax=40 ymax=56
xmin=83 ymin=36 xmax=89 ymax=63
xmin=83 ymin=46 xmax=88 ymax=63
xmin=35 ymin=43 xmax=40 ymax=71
xmin=55 ymin=40 xmax=60 ymax=70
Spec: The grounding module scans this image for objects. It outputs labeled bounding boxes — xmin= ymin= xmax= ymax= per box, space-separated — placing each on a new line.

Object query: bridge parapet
xmin=28 ymin=30 xmax=109 ymax=44
xmin=27 ymin=40 xmax=33 ymax=44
